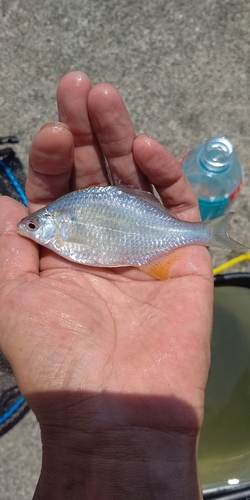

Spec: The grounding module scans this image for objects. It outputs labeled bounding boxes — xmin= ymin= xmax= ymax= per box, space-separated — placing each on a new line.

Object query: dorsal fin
xmin=118 ymin=186 xmax=169 ymax=214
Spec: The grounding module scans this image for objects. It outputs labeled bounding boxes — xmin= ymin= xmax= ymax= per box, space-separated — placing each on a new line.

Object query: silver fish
xmin=17 ymin=186 xmax=248 ymax=279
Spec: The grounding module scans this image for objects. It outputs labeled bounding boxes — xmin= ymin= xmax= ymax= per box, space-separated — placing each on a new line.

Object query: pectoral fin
xmin=138 ymin=253 xmax=178 ymax=280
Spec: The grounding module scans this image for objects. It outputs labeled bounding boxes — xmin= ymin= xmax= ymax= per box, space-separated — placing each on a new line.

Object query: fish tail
xmin=207 ymin=212 xmax=249 ymax=252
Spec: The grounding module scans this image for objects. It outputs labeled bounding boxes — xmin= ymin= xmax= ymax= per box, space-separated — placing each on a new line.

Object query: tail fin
xmin=207 ymin=212 xmax=249 ymax=252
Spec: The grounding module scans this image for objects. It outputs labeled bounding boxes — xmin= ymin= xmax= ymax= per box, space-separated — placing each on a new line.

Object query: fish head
xmin=17 ymin=210 xmax=56 ymax=245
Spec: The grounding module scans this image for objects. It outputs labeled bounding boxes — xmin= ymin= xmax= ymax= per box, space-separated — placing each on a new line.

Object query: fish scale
xmin=17 ymin=186 xmax=248 ymax=280
xmin=47 ymin=188 xmax=173 ymax=266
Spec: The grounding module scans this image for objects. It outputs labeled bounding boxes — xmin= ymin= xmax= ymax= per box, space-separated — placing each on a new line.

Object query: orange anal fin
xmin=138 ymin=254 xmax=179 ymax=280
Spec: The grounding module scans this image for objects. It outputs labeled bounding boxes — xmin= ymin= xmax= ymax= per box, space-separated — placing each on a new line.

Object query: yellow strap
xmin=213 ymin=253 xmax=250 ymax=276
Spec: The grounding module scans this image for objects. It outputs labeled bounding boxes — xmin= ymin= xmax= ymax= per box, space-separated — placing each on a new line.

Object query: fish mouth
xmin=16 ymin=220 xmax=27 ymax=236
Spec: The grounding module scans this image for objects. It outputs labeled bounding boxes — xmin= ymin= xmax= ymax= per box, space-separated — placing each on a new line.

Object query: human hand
xmin=0 ymin=72 xmax=213 ymax=499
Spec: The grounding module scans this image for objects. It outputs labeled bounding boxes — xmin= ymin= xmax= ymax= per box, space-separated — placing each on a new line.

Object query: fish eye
xmin=25 ymin=219 xmax=39 ymax=231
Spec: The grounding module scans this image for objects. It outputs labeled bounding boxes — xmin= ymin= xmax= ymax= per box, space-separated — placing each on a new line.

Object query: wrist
xmin=31 ymin=391 xmax=204 ymax=499
xmin=34 ymin=428 xmax=202 ymax=500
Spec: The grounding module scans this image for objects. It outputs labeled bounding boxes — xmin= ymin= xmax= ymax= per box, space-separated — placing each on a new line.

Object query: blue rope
xmin=0 ymin=396 xmax=25 ymax=424
xmin=0 ymin=158 xmax=28 ymax=430
xmin=0 ymin=159 xmax=28 ymax=206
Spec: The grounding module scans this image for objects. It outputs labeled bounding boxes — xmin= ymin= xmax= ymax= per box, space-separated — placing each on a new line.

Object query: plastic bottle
xmin=181 ymin=137 xmax=243 ymax=220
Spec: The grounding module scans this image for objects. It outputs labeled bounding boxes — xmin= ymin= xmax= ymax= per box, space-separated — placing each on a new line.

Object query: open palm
xmin=0 ymin=72 xmax=213 ymax=445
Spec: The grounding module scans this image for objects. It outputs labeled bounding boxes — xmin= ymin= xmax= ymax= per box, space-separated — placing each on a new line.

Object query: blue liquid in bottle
xmin=181 ymin=137 xmax=243 ymax=220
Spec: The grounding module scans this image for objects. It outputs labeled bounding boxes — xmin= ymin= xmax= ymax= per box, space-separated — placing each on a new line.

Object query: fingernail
xmin=40 ymin=122 xmax=70 ymax=131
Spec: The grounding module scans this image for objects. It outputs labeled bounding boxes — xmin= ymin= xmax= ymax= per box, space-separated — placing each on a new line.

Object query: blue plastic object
xmin=181 ymin=137 xmax=243 ymax=220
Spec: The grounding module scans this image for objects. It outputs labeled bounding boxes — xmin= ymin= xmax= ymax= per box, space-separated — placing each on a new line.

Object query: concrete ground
xmin=1 ymin=0 xmax=250 ymax=498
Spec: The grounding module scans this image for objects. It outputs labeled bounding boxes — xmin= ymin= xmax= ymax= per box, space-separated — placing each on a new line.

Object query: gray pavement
xmin=1 ymin=0 xmax=250 ymax=498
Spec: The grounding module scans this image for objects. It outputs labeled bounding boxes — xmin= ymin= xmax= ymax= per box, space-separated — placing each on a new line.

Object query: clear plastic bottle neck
xmin=199 ymin=137 xmax=234 ymax=172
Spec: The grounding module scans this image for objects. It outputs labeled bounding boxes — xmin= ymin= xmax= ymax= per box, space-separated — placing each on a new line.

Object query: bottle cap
xmin=200 ymin=137 xmax=233 ymax=171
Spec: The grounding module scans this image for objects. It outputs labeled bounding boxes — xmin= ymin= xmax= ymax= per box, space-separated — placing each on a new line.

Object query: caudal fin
xmin=207 ymin=212 xmax=249 ymax=252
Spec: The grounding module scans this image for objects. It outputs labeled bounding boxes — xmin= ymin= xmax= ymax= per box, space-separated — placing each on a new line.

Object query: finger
xmin=27 ymin=122 xmax=74 ymax=212
xmin=57 ymin=71 xmax=108 ymax=189
xmin=0 ymin=197 xmax=39 ymax=281
xmin=88 ymin=84 xmax=149 ymax=189
xmin=133 ymin=135 xmax=200 ymax=221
